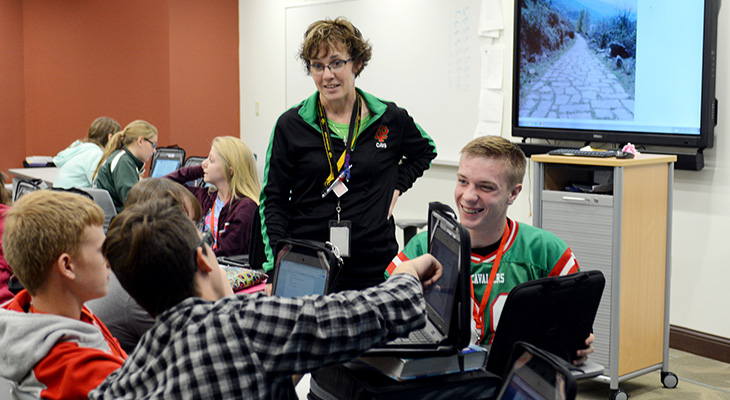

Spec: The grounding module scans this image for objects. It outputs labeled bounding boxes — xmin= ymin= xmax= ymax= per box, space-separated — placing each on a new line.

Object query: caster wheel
xmin=661 ymin=371 xmax=679 ymax=388
xmin=610 ymin=389 xmax=629 ymax=400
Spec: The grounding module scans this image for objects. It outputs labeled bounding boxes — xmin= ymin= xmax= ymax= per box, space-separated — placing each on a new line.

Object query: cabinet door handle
xmin=561 ymin=196 xmax=591 ymax=202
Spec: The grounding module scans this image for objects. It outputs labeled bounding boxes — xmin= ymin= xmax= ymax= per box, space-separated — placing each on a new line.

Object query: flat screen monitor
xmin=512 ymin=0 xmax=719 ymax=149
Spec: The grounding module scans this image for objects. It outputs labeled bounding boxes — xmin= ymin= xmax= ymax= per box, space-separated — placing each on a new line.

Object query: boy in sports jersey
xmin=387 ymin=135 xmax=594 ymax=364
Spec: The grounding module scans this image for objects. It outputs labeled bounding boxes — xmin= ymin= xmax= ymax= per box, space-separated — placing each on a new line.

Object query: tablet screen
xmin=151 ymin=158 xmax=181 ymax=178
xmin=424 ymin=226 xmax=459 ymax=326
xmin=274 ymin=258 xmax=327 ymax=298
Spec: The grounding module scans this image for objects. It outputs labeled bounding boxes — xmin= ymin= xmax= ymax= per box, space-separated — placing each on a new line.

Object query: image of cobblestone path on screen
xmin=520 ymin=34 xmax=634 ymax=121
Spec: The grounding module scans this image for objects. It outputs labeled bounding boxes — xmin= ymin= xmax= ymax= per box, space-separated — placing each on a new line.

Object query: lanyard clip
xmin=322 ymin=164 xmax=353 ymax=198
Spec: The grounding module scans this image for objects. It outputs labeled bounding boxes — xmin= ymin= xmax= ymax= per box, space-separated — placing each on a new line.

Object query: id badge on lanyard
xmin=318 ymin=94 xmax=361 ymax=257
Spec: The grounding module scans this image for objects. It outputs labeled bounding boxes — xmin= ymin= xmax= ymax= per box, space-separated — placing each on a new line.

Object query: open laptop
xmin=495 ymin=341 xmax=577 ymax=400
xmin=486 ymin=270 xmax=605 ymax=379
xmin=365 ymin=202 xmax=471 ymax=356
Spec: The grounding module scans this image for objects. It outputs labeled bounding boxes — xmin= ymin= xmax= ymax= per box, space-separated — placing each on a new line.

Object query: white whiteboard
xmin=285 ymin=0 xmax=482 ymax=164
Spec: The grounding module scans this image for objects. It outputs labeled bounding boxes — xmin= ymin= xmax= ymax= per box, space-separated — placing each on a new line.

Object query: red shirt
xmin=3 ymin=290 xmax=127 ymax=399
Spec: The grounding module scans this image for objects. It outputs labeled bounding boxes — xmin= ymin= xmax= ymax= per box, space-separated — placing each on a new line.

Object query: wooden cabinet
xmin=531 ymin=154 xmax=677 ymax=397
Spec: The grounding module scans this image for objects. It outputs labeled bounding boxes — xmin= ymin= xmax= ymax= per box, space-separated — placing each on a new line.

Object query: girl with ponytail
xmin=93 ymin=120 xmax=158 ymax=212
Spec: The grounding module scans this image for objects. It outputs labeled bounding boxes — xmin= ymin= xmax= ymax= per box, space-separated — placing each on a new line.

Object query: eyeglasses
xmin=307 ymin=57 xmax=353 ymax=74
xmin=144 ymin=138 xmax=157 ymax=149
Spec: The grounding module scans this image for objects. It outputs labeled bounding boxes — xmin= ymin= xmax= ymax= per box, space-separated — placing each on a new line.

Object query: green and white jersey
xmin=387 ymin=218 xmax=579 ymax=344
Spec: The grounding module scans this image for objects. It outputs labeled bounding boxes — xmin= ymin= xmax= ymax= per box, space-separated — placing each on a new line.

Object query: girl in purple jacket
xmin=166 ymin=136 xmax=261 ymax=257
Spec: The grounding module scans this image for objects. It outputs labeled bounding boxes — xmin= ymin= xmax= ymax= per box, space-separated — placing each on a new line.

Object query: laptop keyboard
xmin=390 ymin=327 xmax=435 ymax=344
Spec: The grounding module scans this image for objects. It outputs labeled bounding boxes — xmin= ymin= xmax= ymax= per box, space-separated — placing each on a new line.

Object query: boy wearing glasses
xmin=90 ymin=198 xmax=443 ymax=399
xmin=0 ymin=191 xmax=126 ymax=400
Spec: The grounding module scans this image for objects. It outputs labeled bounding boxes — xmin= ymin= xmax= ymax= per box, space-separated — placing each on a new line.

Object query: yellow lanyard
xmin=316 ymin=94 xmax=361 ymax=188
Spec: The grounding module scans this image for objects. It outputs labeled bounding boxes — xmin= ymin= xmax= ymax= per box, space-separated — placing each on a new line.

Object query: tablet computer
xmin=495 ymin=341 xmax=577 ymax=400
xmin=486 ymin=270 xmax=605 ymax=378
xmin=271 ymin=244 xmax=330 ymax=297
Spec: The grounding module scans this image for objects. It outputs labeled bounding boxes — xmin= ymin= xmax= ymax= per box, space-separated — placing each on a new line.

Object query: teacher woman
xmin=260 ymin=17 xmax=437 ymax=291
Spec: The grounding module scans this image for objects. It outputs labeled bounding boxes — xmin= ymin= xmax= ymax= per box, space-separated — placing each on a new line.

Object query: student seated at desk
xmin=53 ymin=116 xmax=121 ymax=189
xmin=86 ymin=178 xmax=202 ymax=353
xmin=386 ymin=136 xmax=594 ymax=364
xmin=0 ymin=191 xmax=126 ymax=400
xmin=90 ymin=198 xmax=442 ymax=399
xmin=93 ymin=120 xmax=158 ymax=213
xmin=164 ymin=136 xmax=260 ymax=257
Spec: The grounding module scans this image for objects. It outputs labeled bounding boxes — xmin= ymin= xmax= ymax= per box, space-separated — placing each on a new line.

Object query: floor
xmin=576 ymin=349 xmax=730 ymax=400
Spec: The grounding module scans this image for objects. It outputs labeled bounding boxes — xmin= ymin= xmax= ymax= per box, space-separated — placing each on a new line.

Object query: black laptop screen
xmin=424 ymin=225 xmax=460 ymax=328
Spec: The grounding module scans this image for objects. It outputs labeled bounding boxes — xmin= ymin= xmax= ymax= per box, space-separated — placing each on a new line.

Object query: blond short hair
xmin=3 ymin=190 xmax=105 ymax=294
xmin=460 ymin=136 xmax=527 ymax=188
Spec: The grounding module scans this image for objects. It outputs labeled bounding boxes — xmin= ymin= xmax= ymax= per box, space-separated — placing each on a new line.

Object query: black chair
xmin=183 ymin=156 xmax=206 ymax=187
xmin=395 ymin=218 xmax=427 ymax=246
xmin=247 ymin=205 xmax=266 ymax=272
xmin=149 ymin=146 xmax=186 ymax=178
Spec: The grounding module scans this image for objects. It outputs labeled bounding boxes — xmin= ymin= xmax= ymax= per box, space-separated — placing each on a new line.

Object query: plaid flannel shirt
xmin=89 ymin=273 xmax=425 ymax=399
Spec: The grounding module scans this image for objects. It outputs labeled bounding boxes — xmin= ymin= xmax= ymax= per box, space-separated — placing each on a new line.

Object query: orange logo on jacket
xmin=375 ymin=126 xmax=388 ymax=148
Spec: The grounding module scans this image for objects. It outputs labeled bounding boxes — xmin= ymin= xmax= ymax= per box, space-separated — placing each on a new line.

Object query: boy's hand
xmin=574 ymin=333 xmax=595 ymax=365
xmin=391 ymin=254 xmax=443 ymax=287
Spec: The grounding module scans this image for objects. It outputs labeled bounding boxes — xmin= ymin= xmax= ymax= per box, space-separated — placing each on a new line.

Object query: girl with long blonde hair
xmin=165 ymin=136 xmax=261 ymax=257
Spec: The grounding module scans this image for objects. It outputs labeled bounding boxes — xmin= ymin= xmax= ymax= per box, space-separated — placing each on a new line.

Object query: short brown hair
xmin=298 ymin=17 xmax=372 ymax=77
xmin=3 ymin=190 xmax=105 ymax=294
xmin=125 ymin=178 xmax=203 ymax=222
xmin=104 ymin=199 xmax=199 ymax=317
xmin=460 ymin=136 xmax=527 ymax=188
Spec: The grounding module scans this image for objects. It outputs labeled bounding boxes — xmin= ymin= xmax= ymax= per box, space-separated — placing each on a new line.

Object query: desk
xmin=9 ymin=167 xmax=58 ymax=187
